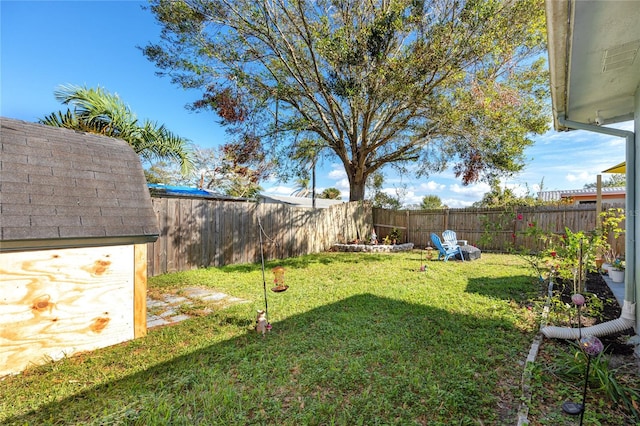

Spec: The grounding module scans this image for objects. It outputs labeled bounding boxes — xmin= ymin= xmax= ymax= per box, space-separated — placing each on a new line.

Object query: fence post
xmin=443 ymin=208 xmax=449 ymax=231
xmin=405 ymin=210 xmax=410 ymax=243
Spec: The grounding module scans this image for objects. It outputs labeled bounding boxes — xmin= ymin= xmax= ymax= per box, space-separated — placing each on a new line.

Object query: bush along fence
xmin=372 ymin=205 xmax=625 ymax=255
xmin=147 ymin=196 xmax=372 ymax=277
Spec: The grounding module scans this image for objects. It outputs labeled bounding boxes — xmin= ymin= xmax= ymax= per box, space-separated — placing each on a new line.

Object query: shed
xmin=0 ymin=117 xmax=159 ymax=376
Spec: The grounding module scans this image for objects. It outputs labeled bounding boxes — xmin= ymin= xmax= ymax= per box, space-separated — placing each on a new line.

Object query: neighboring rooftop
xmin=0 ymin=117 xmax=159 ymax=251
xmin=538 ymin=186 xmax=626 ymax=203
xmin=259 ymin=194 xmax=345 ymax=209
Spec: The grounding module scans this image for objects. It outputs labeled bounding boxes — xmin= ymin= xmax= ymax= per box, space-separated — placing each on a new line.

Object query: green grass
xmin=1 ymin=252 xmax=546 ymax=425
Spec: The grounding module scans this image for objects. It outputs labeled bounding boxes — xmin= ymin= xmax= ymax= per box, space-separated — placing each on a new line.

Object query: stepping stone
xmin=182 ymin=287 xmax=212 ymax=298
xmin=163 ymin=295 xmax=189 ymax=304
xmin=167 ymin=314 xmax=191 ymax=323
xmin=147 ymin=315 xmax=170 ymax=328
xmin=200 ymin=292 xmax=228 ymax=301
xmin=147 ymin=299 xmax=168 ymax=309
xmin=146 ymin=287 xmax=249 ymax=329
xmin=160 ymin=308 xmax=178 ymax=317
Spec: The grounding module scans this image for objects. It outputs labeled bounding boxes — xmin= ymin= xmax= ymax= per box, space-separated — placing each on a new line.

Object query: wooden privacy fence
xmin=147 ymin=197 xmax=372 ymax=277
xmin=373 ymin=205 xmax=625 ymax=254
xmin=147 ymin=196 xmax=624 ymax=277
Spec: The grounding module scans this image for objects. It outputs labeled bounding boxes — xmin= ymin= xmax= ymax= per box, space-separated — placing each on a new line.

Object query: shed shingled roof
xmin=0 ymin=117 xmax=159 ymax=251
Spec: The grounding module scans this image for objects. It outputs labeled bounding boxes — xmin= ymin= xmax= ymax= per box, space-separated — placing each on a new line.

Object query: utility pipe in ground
xmin=541 ymin=300 xmax=636 ymax=339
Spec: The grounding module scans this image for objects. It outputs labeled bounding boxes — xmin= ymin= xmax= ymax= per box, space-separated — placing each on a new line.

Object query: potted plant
xmin=596 ymin=208 xmax=625 ymax=273
xmin=609 ymin=258 xmax=625 ymax=283
xmin=602 ymin=248 xmax=618 ymax=274
xmin=389 ymin=228 xmax=402 ymax=245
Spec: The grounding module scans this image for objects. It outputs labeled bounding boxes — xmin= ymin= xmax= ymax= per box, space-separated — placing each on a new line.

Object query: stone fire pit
xmin=332 ymin=242 xmax=414 ymax=252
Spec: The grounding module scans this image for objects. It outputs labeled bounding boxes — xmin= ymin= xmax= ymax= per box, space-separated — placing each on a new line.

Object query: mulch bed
xmin=554 ymin=271 xmax=635 ymax=355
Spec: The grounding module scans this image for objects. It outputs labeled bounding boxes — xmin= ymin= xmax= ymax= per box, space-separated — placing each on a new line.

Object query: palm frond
xmin=42 ymin=84 xmax=194 ymax=176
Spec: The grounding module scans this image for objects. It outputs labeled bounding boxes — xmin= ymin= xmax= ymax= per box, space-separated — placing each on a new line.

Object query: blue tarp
xmin=148 ymin=184 xmax=217 ymax=197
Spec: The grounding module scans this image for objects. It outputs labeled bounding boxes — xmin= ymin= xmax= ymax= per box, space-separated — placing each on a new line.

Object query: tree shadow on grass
xmin=4 ymin=293 xmax=529 ymax=425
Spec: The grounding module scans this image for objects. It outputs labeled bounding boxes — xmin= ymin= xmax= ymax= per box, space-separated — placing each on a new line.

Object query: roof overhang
xmin=545 ymin=0 xmax=640 ymax=131
xmin=0 ymin=236 xmax=159 ymax=253
xmin=602 ymin=161 xmax=626 ymax=174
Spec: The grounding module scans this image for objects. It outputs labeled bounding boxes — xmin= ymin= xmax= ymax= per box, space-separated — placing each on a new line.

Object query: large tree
xmin=144 ymin=0 xmax=549 ymax=200
xmin=40 ymin=84 xmax=194 ymax=174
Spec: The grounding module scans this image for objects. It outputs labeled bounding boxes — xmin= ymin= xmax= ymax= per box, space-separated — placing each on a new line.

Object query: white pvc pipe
xmin=541 ymin=300 xmax=636 ymax=339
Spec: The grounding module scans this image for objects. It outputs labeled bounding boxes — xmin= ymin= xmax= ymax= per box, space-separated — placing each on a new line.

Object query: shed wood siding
xmin=0 ymin=245 xmax=134 ymax=377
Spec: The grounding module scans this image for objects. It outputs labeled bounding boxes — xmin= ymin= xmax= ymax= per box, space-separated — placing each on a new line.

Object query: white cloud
xmin=442 ymin=198 xmax=475 ymax=208
xmin=449 ymin=182 xmax=490 ymax=196
xmin=565 ymin=171 xmax=595 ymax=184
xmin=419 ymin=181 xmax=446 ymax=192
xmin=328 ymin=165 xmax=347 ymax=179
xmin=334 ymin=178 xmax=350 ymax=192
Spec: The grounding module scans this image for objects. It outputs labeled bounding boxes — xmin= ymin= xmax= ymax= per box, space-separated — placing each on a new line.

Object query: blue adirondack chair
xmin=430 ymin=233 xmax=464 ymax=262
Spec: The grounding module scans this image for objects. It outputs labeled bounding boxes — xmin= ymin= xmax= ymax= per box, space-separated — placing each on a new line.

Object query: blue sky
xmin=1 ymin=1 xmax=630 ymax=207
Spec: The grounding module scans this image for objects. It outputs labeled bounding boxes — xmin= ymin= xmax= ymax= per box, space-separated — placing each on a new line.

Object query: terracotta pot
xmin=595 ymin=257 xmax=604 ymax=269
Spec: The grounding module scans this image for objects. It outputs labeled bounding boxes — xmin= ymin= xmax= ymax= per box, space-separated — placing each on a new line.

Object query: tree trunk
xmin=346 ymin=158 xmax=366 ymax=201
xmin=349 ymin=181 xmax=366 ymax=201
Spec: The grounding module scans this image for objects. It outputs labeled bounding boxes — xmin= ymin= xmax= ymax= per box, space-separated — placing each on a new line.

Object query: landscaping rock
xmin=457 ymin=245 xmax=481 ymax=261
xmin=332 ymin=242 xmax=414 ymax=252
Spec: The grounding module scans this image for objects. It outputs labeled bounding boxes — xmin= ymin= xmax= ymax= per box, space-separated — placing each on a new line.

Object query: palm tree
xmin=290 ymin=139 xmax=328 ymax=207
xmin=319 ymin=188 xmax=341 ymax=199
xmin=40 ymin=84 xmax=193 ymax=174
xmin=291 ymin=178 xmax=310 ymax=197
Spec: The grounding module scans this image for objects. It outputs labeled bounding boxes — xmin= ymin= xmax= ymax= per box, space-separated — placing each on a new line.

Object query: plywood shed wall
xmin=0 ymin=117 xmax=159 ymax=377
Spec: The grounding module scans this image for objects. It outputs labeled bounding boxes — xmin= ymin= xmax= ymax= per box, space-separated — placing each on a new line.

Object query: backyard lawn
xmin=0 ymin=252 xmax=633 ymax=424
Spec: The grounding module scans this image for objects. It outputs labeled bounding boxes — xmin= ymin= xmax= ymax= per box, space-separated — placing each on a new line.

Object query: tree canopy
xmin=40 ymin=84 xmax=194 ymax=174
xmin=144 ymin=0 xmax=549 ymax=201
xmin=366 ymin=172 xmax=403 ymax=209
xmin=421 ymin=195 xmax=443 ymax=210
xmin=472 ymin=178 xmax=545 ymax=208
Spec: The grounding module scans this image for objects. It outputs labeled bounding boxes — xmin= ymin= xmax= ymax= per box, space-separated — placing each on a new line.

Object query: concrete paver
xmin=147 ymin=287 xmax=248 ymax=329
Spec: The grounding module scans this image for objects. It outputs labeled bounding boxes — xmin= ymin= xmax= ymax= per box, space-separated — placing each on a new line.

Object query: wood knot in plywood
xmin=90 ymin=316 xmax=110 ymax=333
xmin=83 ymin=259 xmax=112 ymax=276
xmin=31 ymin=294 xmax=54 ymax=313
